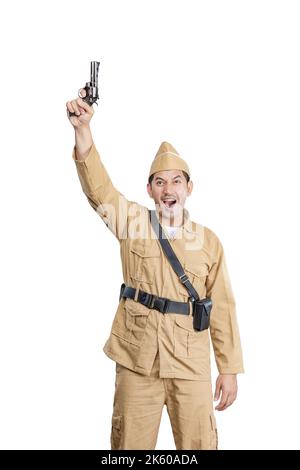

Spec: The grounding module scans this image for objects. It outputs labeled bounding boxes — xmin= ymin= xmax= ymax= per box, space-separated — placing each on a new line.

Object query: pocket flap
xmin=185 ymin=263 xmax=209 ymax=278
xmin=178 ymin=263 xmax=209 ymax=297
xmin=124 ymin=298 xmax=151 ymax=316
xmin=130 ymin=245 xmax=160 ymax=258
xmin=175 ymin=315 xmax=195 ymax=332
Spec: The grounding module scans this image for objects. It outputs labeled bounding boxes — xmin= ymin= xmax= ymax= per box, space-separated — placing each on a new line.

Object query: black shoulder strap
xmin=148 ymin=209 xmax=200 ymax=301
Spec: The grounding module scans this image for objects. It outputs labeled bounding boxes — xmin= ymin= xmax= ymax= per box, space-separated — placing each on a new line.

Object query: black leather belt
xmin=119 ymin=283 xmax=190 ymax=315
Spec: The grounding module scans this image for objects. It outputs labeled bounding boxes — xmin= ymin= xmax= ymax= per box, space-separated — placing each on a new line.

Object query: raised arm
xmin=66 ymin=92 xmax=138 ymax=241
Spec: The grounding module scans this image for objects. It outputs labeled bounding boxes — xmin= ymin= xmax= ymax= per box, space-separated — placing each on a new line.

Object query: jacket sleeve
xmin=206 ymin=234 xmax=245 ymax=374
xmin=72 ymin=143 xmax=138 ymax=241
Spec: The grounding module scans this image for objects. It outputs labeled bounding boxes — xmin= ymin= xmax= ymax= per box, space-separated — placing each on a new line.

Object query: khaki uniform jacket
xmin=72 ymin=143 xmax=245 ymax=380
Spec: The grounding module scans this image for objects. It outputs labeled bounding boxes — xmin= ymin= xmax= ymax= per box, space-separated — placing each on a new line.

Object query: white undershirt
xmin=163 ymin=225 xmax=180 ymax=239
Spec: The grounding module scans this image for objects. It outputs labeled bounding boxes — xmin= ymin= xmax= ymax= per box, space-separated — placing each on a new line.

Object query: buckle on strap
xmin=179 ymin=273 xmax=189 ymax=284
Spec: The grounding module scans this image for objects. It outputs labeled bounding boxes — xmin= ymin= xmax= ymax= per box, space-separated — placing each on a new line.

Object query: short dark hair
xmin=148 ymin=171 xmax=190 ymax=186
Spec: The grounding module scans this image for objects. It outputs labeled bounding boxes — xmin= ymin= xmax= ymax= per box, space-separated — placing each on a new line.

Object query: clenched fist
xmin=66 ymin=88 xmax=94 ymax=128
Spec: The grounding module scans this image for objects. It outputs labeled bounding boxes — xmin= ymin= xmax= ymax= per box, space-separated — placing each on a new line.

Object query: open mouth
xmin=162 ymin=198 xmax=177 ymax=209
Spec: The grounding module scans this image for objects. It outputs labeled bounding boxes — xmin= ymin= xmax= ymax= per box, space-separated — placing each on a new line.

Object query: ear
xmin=187 ymin=180 xmax=193 ymax=196
xmin=147 ymin=182 xmax=153 ymax=198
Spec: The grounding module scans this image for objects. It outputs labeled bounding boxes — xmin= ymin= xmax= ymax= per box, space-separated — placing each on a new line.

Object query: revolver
xmin=68 ymin=61 xmax=100 ymax=117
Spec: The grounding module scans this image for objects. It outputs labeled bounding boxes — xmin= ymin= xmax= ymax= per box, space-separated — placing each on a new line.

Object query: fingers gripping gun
xmin=68 ymin=61 xmax=100 ymax=117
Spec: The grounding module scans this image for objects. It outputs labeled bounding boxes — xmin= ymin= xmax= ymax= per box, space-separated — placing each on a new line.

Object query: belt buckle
xmin=142 ymin=292 xmax=168 ymax=313
xmin=140 ymin=291 xmax=157 ymax=309
xmin=153 ymin=297 xmax=168 ymax=314
xmin=148 ymin=294 xmax=158 ymax=309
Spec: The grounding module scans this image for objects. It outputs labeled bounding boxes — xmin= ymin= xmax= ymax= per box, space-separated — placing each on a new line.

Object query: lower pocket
xmin=199 ymin=412 xmax=218 ymax=450
xmin=124 ymin=299 xmax=151 ymax=346
xmin=174 ymin=316 xmax=209 ymax=358
xmin=111 ymin=415 xmax=122 ymax=450
xmin=209 ymin=413 xmax=218 ymax=450
xmin=111 ymin=298 xmax=151 ymax=346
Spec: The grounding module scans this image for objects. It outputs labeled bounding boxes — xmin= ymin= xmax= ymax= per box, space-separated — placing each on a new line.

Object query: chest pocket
xmin=129 ymin=243 xmax=161 ymax=285
xmin=178 ymin=263 xmax=209 ymax=298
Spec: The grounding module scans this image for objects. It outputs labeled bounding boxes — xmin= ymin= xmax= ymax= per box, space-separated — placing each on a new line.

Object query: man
xmin=66 ymin=93 xmax=244 ymax=450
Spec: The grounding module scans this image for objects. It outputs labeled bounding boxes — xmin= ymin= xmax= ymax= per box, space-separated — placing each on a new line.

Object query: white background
xmin=0 ymin=0 xmax=299 ymax=450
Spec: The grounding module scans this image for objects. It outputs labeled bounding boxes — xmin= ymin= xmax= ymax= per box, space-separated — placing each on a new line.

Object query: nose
xmin=163 ymin=181 xmax=173 ymax=194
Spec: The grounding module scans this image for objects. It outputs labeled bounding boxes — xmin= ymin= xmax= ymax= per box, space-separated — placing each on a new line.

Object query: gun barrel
xmin=90 ymin=61 xmax=100 ymax=86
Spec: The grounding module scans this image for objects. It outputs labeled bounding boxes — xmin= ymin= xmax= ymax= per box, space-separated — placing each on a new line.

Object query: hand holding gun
xmin=66 ymin=61 xmax=100 ymax=128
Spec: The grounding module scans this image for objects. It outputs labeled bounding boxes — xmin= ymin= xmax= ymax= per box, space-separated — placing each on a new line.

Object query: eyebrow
xmin=154 ymin=175 xmax=182 ymax=182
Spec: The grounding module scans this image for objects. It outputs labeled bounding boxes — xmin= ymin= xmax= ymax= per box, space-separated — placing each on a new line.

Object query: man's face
xmin=147 ymin=169 xmax=193 ymax=224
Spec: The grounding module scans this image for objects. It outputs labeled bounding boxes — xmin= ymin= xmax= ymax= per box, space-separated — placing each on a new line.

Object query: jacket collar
xmin=153 ymin=207 xmax=195 ymax=239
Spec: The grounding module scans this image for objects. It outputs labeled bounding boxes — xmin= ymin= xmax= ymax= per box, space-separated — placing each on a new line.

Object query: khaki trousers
xmin=110 ymin=352 xmax=218 ymax=450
